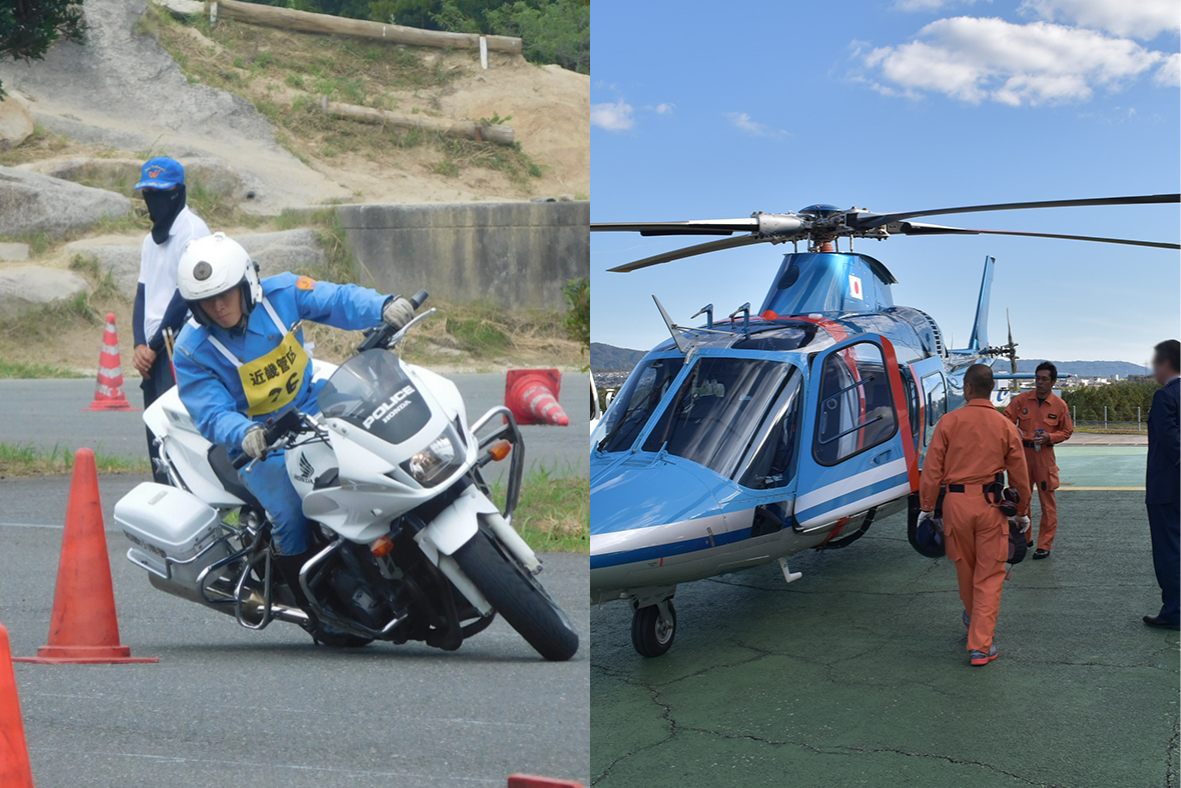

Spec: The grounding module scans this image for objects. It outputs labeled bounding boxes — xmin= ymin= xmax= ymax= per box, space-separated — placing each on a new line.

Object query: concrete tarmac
xmin=590 ymin=451 xmax=1179 ymax=788
xmin=0 ymin=372 xmax=589 ymax=478
xmin=0 ymin=482 xmax=589 ymax=787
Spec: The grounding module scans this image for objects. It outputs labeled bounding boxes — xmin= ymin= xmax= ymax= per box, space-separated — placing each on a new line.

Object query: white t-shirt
xmin=138 ymin=206 xmax=211 ymax=341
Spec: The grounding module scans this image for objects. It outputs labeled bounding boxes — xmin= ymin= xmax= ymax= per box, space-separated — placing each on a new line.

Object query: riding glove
xmin=382 ymin=297 xmax=416 ymax=330
xmin=242 ymin=425 xmax=268 ymax=459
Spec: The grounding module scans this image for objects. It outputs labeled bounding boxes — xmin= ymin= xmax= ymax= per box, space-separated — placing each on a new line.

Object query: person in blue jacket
xmin=1143 ymin=339 xmax=1180 ymax=630
xmin=172 ymin=232 xmax=415 ymax=632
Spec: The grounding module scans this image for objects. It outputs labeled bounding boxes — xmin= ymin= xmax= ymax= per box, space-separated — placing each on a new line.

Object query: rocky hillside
xmin=0 ymin=0 xmax=587 ymax=374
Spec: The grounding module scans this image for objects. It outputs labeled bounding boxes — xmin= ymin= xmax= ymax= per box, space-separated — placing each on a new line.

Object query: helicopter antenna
xmin=653 ymin=295 xmax=690 ymax=353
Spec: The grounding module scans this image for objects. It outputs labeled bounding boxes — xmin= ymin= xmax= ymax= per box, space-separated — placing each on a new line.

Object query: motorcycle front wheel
xmin=452 ymin=529 xmax=579 ymax=661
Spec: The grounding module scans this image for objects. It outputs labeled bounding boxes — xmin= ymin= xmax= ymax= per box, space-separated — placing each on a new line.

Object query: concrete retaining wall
xmin=336 ymin=201 xmax=588 ymax=311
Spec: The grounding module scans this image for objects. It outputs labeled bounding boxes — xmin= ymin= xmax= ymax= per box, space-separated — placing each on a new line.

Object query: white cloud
xmin=725 ymin=112 xmax=787 ymax=137
xmin=591 ymin=99 xmax=635 ymax=131
xmin=1156 ymin=52 xmax=1181 ymax=86
xmin=653 ymin=103 xmax=675 ymax=115
xmin=895 ymin=0 xmax=987 ymax=11
xmin=863 ymin=17 xmax=1170 ymax=105
xmin=1021 ymin=0 xmax=1179 ymax=40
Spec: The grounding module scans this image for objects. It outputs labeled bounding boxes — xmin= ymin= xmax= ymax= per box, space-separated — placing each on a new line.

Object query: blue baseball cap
xmin=135 ymin=157 xmax=185 ymax=190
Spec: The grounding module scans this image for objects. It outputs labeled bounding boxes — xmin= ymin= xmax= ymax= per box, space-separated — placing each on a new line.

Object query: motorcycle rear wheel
xmin=452 ymin=529 xmax=579 ymax=661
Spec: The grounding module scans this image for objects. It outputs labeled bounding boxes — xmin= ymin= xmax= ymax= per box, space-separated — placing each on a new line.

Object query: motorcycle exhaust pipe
xmin=148 ymin=573 xmax=310 ymax=626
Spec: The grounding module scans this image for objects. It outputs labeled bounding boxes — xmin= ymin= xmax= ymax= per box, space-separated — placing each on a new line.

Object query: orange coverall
xmin=921 ymin=399 xmax=1031 ymax=654
xmin=1004 ymin=390 xmax=1074 ymax=551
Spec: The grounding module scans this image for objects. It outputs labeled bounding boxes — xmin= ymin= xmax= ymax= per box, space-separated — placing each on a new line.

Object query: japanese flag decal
xmin=849 ymin=274 xmax=863 ymax=300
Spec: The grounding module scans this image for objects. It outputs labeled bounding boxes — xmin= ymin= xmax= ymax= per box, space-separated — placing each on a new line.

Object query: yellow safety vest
xmin=206 ymin=298 xmax=310 ymax=417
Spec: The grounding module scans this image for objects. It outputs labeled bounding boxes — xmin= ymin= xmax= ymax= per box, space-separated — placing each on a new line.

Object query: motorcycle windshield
xmin=317 ymin=349 xmax=433 ymax=445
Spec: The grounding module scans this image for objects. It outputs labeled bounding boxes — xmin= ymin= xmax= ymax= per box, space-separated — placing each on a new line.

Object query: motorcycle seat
xmin=206 ymin=445 xmax=267 ymax=513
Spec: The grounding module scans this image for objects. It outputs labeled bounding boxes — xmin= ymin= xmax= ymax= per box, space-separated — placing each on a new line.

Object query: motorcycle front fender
xmin=415 ymin=484 xmax=491 ymax=556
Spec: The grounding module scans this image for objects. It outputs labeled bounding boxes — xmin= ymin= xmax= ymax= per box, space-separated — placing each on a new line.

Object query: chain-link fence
xmin=1069 ymin=405 xmax=1151 ymax=433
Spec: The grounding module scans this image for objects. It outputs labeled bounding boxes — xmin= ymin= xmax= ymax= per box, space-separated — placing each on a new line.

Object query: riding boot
xmin=271 ymin=550 xmax=370 ymax=648
xmin=271 ymin=550 xmax=320 ymax=629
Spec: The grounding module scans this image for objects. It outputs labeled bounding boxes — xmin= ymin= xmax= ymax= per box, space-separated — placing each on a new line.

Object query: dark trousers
xmin=141 ymin=351 xmax=175 ymax=485
xmin=1146 ymin=501 xmax=1180 ymax=623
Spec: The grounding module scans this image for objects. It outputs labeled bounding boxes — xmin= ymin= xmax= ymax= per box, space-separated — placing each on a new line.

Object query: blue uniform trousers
xmin=239 ymin=450 xmax=310 ymax=555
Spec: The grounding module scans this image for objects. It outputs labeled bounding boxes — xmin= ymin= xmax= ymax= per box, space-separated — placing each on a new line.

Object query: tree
xmin=0 ymin=0 xmax=86 ymax=95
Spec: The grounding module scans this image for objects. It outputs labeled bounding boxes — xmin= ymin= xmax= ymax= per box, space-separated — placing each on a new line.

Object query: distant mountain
xmin=1014 ymin=360 xmax=1149 ymax=378
xmin=590 ymin=343 xmax=647 ymax=371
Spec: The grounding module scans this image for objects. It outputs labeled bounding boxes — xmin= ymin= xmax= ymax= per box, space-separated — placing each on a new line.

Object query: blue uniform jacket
xmin=1147 ymin=377 xmax=1180 ymax=505
xmin=174 ymin=273 xmax=388 ymax=451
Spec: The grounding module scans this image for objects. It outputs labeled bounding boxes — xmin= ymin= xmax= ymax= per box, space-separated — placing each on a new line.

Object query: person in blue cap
xmin=172 ymin=232 xmax=416 ymax=643
xmin=132 ymin=157 xmax=210 ymax=483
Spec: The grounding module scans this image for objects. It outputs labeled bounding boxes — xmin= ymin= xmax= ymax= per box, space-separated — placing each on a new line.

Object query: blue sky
xmin=590 ymin=0 xmax=1180 ymax=366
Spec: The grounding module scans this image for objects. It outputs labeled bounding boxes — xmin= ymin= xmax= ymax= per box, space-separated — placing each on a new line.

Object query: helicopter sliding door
xmin=794 ymin=334 xmax=919 ymax=533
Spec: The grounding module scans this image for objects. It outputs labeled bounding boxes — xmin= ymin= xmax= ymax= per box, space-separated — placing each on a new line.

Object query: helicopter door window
xmin=738 ymin=370 xmax=803 ymax=490
xmin=921 ymin=372 xmax=947 ymax=447
xmin=814 ymin=343 xmax=898 ymax=466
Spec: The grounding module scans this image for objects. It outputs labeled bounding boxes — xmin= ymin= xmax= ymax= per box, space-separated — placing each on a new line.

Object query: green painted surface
xmin=1056 ymin=445 xmax=1147 ymax=489
xmin=590 ymin=489 xmax=1179 ymax=787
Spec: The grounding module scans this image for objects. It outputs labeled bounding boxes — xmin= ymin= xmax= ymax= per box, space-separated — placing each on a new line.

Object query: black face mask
xmin=143 ymin=184 xmax=187 ymax=245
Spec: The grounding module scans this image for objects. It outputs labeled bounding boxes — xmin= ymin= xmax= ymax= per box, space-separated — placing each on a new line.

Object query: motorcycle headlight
xmin=401 ymin=428 xmax=464 ymax=487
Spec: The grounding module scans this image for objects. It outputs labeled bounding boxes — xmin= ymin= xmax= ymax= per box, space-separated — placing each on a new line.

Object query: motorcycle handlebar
xmin=357 ymin=290 xmax=430 ymax=353
xmin=230 ymin=410 xmax=303 ymax=470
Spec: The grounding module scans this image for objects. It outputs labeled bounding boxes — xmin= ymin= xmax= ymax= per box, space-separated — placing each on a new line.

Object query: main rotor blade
xmin=896 ymin=221 xmax=1181 ymax=249
xmin=855 ymin=194 xmax=1180 ymax=230
xmin=607 ymin=234 xmax=771 ymax=273
xmin=592 ymin=219 xmax=760 ymax=237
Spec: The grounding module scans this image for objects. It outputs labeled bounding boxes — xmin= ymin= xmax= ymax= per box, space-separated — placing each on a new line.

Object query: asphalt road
xmin=0 ymin=472 xmax=589 ymax=787
xmin=0 ymin=373 xmax=589 ymax=479
xmin=590 ymin=450 xmax=1179 ymax=788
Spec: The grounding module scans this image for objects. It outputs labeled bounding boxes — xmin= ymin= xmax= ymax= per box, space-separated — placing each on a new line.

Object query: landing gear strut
xmin=631 ymin=599 xmax=676 ymax=657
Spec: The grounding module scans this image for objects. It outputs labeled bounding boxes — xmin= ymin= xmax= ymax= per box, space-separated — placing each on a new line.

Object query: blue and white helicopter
xmin=589 ymin=194 xmax=1180 ymax=657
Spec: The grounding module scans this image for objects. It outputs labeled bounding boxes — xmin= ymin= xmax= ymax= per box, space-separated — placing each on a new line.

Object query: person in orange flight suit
xmin=919 ymin=365 xmax=1031 ymax=666
xmin=1004 ymin=361 xmax=1074 ymax=559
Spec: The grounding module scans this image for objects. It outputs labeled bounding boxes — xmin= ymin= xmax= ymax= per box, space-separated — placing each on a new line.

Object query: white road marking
xmin=26 ymin=747 xmax=501 ymax=782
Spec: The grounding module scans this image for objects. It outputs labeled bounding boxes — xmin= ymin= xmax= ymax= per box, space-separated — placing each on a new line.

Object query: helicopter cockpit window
xmin=597 ymin=357 xmax=685 ymax=453
xmin=814 ymin=343 xmax=898 ymax=466
xmin=641 ymin=357 xmax=794 ymax=479
xmin=739 ymin=370 xmax=803 ymax=490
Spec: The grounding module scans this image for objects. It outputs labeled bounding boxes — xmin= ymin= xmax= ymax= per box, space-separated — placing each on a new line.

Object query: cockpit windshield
xmin=641 ymin=357 xmax=798 ymax=480
xmin=596 ymin=356 xmax=684 ymax=453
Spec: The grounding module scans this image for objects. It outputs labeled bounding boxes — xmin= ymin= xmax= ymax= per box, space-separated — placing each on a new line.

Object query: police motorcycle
xmin=114 ymin=291 xmax=579 ymax=661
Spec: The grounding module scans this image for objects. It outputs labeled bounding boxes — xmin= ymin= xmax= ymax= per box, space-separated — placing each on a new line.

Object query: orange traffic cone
xmin=508 ymin=776 xmax=584 ymax=788
xmin=505 ymin=369 xmax=569 ymax=427
xmin=14 ymin=450 xmax=157 ymax=665
xmin=0 ymin=625 xmax=35 ymax=788
xmin=88 ymin=312 xmax=135 ymax=411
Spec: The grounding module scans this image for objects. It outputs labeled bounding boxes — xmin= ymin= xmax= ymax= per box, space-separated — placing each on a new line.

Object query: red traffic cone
xmin=15 ymin=450 xmax=157 ymax=665
xmin=88 ymin=312 xmax=135 ymax=411
xmin=0 ymin=625 xmax=35 ymax=788
xmin=508 ymin=776 xmax=584 ymax=788
xmin=505 ymin=369 xmax=569 ymax=427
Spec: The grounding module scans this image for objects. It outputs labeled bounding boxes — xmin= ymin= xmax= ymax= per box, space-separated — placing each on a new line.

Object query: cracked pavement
xmin=590 ymin=485 xmax=1179 ymax=787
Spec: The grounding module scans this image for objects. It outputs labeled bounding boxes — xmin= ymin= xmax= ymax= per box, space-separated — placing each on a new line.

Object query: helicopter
xmin=589 ymin=194 xmax=1180 ymax=657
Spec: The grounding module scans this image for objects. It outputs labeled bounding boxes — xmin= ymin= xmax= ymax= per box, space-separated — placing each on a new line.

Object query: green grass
xmin=0 ymin=442 xmax=150 ymax=477
xmin=0 ymin=360 xmax=86 ymax=379
xmin=492 ymin=468 xmax=588 ymax=553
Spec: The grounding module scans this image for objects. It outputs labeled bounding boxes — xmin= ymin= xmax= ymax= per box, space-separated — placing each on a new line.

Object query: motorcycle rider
xmin=172 ymin=232 xmax=415 ymax=639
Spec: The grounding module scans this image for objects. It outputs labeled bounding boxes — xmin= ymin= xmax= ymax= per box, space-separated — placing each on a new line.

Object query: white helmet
xmin=177 ymin=232 xmax=262 ymax=326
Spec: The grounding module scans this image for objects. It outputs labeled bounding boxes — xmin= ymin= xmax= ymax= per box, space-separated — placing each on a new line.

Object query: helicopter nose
xmin=590 ymin=462 xmax=726 ymax=586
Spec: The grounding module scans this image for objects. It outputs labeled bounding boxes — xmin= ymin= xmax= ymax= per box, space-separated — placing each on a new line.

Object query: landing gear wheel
xmin=632 ymin=600 xmax=676 ymax=658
